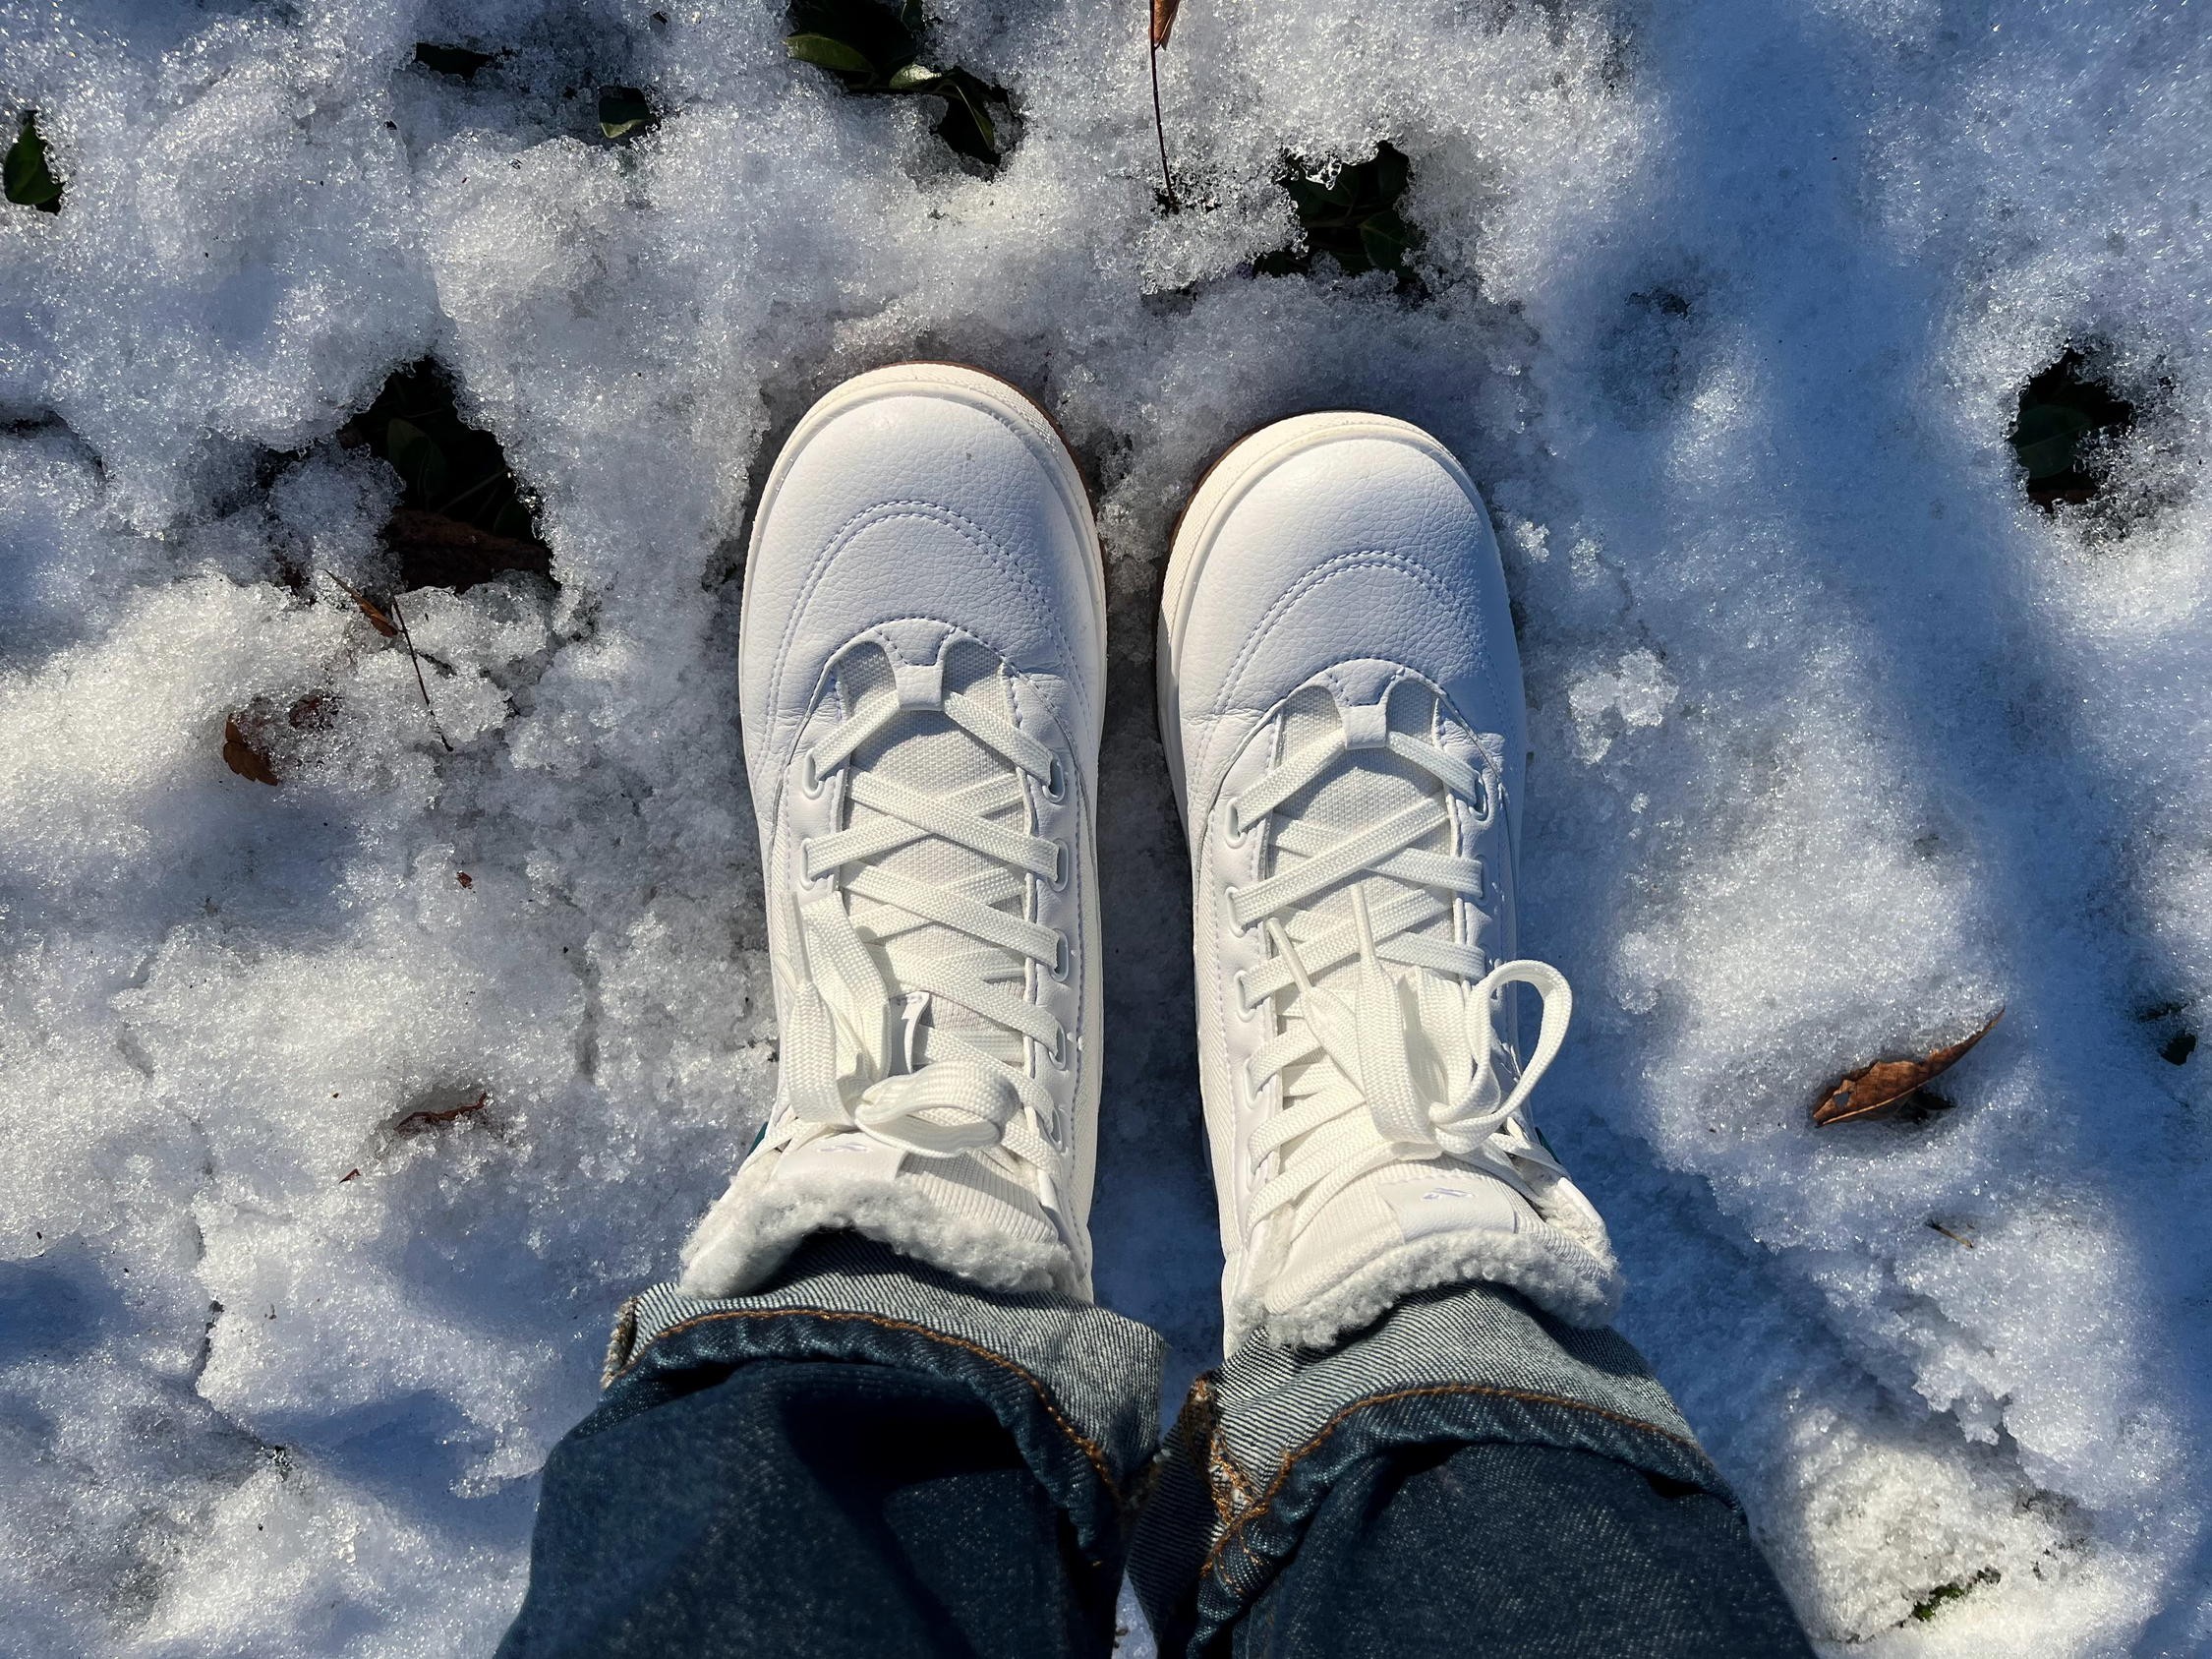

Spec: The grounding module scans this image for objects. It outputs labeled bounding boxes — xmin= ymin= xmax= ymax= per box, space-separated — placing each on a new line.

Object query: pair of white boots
xmin=682 ymin=364 xmax=1621 ymax=1352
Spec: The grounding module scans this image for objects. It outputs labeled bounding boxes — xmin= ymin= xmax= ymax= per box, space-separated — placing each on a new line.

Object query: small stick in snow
xmin=322 ymin=568 xmax=450 ymax=752
xmin=1149 ymin=0 xmax=1180 ymax=210
xmin=385 ymin=592 xmax=453 ymax=753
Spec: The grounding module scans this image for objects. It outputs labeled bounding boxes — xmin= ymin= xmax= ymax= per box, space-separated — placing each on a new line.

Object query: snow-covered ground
xmin=3 ymin=0 xmax=2209 ymax=1652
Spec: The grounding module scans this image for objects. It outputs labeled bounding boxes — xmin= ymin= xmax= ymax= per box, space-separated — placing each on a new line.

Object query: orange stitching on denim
xmin=613 ymin=1305 xmax=1124 ymax=1503
xmin=1173 ymin=1375 xmax=1256 ymax=1522
xmin=1203 ymin=1382 xmax=1710 ymax=1578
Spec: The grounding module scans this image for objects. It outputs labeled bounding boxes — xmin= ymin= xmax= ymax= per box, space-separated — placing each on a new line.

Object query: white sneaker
xmin=682 ymin=364 xmax=1105 ymax=1300
xmin=1158 ymin=413 xmax=1622 ymax=1350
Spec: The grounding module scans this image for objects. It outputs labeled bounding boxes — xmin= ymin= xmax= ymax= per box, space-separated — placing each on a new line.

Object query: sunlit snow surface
xmin=2 ymin=0 xmax=2209 ymax=1651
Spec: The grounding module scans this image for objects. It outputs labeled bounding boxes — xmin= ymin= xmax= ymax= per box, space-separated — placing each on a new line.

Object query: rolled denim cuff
xmin=1130 ymin=1280 xmax=1728 ymax=1655
xmin=599 ymin=1232 xmax=1167 ymax=1565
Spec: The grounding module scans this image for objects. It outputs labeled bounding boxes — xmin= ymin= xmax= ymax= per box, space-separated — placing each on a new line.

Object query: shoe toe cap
xmin=1170 ymin=423 xmax=1525 ymax=812
xmin=742 ymin=372 xmax=1102 ymax=767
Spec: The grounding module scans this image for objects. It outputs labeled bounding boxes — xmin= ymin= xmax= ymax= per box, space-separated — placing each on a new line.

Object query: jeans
xmin=498 ymin=1234 xmax=1813 ymax=1657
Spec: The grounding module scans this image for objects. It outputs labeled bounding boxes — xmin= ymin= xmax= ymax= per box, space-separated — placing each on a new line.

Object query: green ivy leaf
xmin=598 ymin=86 xmax=657 ymax=140
xmin=383 ymin=418 xmax=450 ymax=504
xmin=791 ymin=0 xmax=919 ymax=75
xmin=1359 ymin=209 xmax=1409 ymax=271
xmin=5 ymin=113 xmax=62 ymax=213
xmin=1370 ymin=144 xmax=1411 ymax=205
xmin=929 ymin=68 xmax=1003 ymax=165
xmin=783 ymin=0 xmax=1008 ymax=168
xmin=2008 ymin=348 xmax=2134 ymax=508
xmin=786 ymin=33 xmax=878 ymax=75
xmin=2010 ymin=401 xmax=2097 ymax=478
xmin=1262 ymin=142 xmax=1420 ymax=285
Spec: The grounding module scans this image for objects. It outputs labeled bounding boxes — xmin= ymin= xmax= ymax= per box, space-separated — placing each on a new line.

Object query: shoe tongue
xmin=1263 ymin=685 xmax=1501 ymax=1214
xmin=1268 ymin=683 xmax=1459 ymax=1004
xmin=836 ymin=645 xmax=1019 ymax=1053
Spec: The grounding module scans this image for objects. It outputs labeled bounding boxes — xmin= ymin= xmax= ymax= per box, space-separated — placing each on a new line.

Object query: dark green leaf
xmin=2014 ymin=432 xmax=2083 ymax=481
xmin=1359 ymin=219 xmax=1409 ymax=273
xmin=414 ymin=42 xmax=495 ymax=80
xmin=790 ymin=0 xmax=919 ymax=73
xmin=784 ymin=0 xmax=1010 ymax=167
xmin=1370 ymin=142 xmax=1411 ymax=203
xmin=2008 ymin=347 xmax=2134 ymax=510
xmin=786 ymin=33 xmax=878 ymax=74
xmin=383 ymin=418 xmax=449 ymax=503
xmin=598 ymin=86 xmax=657 ymax=140
xmin=929 ymin=69 xmax=1002 ymax=165
xmin=1262 ymin=142 xmax=1421 ymax=287
xmin=492 ymin=497 xmax=537 ymax=540
xmin=2011 ymin=401 xmax=2095 ymax=450
xmin=348 ymin=360 xmax=551 ymax=582
xmin=4 ymin=113 xmax=62 ymax=212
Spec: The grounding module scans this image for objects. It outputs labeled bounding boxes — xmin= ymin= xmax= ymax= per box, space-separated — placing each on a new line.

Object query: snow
xmin=2 ymin=0 xmax=2208 ymax=1651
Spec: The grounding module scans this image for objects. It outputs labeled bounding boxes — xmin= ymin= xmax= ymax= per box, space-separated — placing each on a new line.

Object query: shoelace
xmin=1228 ymin=720 xmax=1574 ymax=1246
xmin=765 ymin=673 xmax=1066 ymax=1188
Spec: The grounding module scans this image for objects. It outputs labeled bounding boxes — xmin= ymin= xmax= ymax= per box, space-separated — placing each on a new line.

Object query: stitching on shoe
xmin=772 ymin=500 xmax=1082 ymax=738
xmin=611 ymin=1304 xmax=1125 ymax=1503
xmin=1192 ymin=549 xmax=1475 ymax=800
xmin=1201 ymin=1382 xmax=1714 ymax=1579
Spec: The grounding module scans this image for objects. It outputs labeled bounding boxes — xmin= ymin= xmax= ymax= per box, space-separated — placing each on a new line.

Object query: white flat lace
xmin=1227 ymin=718 xmax=1574 ymax=1247
xmin=765 ymin=670 xmax=1067 ymax=1191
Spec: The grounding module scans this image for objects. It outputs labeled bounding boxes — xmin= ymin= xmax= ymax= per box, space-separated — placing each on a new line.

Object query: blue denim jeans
xmin=497 ymin=1233 xmax=1812 ymax=1657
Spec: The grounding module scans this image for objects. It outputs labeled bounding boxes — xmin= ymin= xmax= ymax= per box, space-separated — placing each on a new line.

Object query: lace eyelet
xmin=1224 ymin=804 xmax=1252 ymax=847
xmin=1047 ymin=934 xmax=1071 ymax=981
xmin=1045 ymin=841 xmax=1071 ymax=892
xmin=1046 ymin=1027 xmax=1067 ymax=1066
xmin=1040 ymin=757 xmax=1067 ymax=804
xmin=797 ymin=749 xmax=825 ymax=798
xmin=1468 ymin=773 xmax=1497 ymax=829
xmin=1223 ymin=886 xmax=1257 ymax=937
xmin=1232 ymin=970 xmax=1252 ymax=1015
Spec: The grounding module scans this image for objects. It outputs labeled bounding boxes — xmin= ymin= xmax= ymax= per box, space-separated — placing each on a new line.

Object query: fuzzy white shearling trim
xmin=1240 ymin=1216 xmax=1624 ymax=1352
xmin=678 ymin=1165 xmax=1081 ymax=1301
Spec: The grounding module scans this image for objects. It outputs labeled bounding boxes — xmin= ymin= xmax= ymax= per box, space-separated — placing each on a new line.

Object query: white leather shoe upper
xmin=684 ymin=364 xmax=1105 ymax=1301
xmin=1159 ymin=414 xmax=1621 ymax=1350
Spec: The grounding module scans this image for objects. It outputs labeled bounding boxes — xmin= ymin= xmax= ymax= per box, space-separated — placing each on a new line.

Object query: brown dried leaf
xmin=455 ymin=870 xmax=474 ymax=889
xmin=222 ymin=714 xmax=281 ymax=787
xmin=389 ymin=507 xmax=552 ymax=593
xmin=1151 ymin=0 xmax=1181 ymax=47
xmin=1812 ymin=1009 xmax=2004 ymax=1126
xmin=392 ymin=1090 xmax=490 ymax=1137
xmin=326 ymin=570 xmax=399 ymax=637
